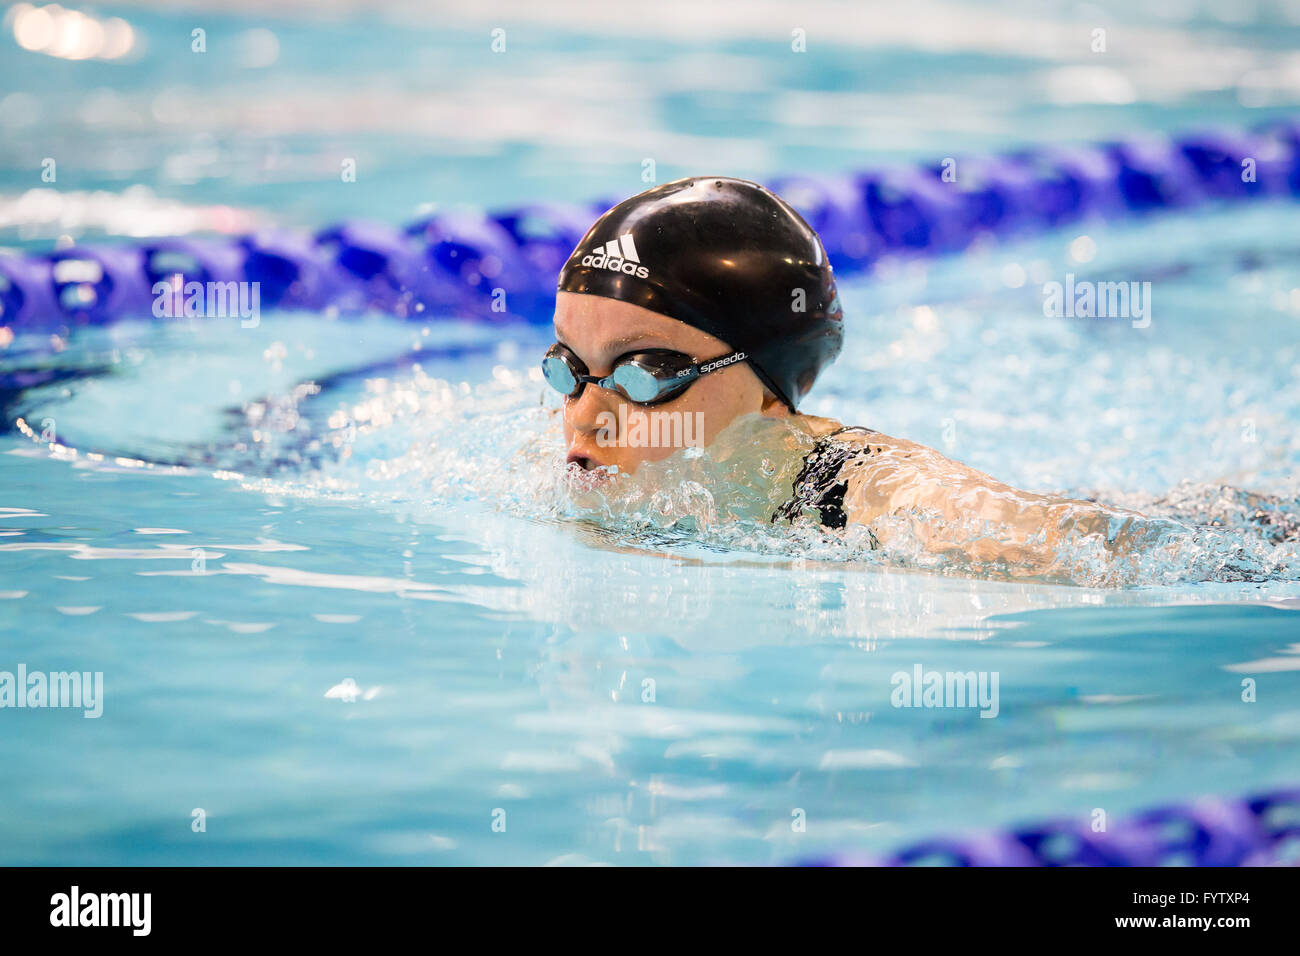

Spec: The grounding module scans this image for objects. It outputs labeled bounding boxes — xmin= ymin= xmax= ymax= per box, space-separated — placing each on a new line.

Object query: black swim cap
xmin=557 ymin=177 xmax=843 ymax=410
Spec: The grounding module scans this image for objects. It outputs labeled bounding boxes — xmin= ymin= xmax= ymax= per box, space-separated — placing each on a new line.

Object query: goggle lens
xmin=541 ymin=353 xmax=580 ymax=396
xmin=610 ymin=363 xmax=664 ymax=403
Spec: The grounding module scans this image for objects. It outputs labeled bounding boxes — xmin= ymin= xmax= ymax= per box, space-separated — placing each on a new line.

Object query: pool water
xmin=2 ymin=1 xmax=1300 ymax=865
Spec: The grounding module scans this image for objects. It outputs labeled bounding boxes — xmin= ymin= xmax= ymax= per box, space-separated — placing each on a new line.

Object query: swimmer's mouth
xmin=566 ymin=452 xmax=618 ymax=485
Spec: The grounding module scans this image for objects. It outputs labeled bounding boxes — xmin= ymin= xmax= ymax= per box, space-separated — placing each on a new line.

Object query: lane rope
xmin=793 ymin=786 xmax=1300 ymax=866
xmin=2 ymin=120 xmax=1297 ymax=330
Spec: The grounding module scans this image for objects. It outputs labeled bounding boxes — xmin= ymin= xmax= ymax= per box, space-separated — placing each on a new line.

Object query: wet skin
xmin=552 ymin=291 xmax=1151 ymax=575
xmin=552 ymin=291 xmax=790 ymax=475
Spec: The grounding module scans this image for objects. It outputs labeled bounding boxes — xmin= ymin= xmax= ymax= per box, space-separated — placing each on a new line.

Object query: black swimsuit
xmin=773 ymin=426 xmax=880 ymax=541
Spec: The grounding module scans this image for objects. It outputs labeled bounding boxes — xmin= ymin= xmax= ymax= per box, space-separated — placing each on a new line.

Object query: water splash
xmin=198 ymin=359 xmax=1300 ymax=590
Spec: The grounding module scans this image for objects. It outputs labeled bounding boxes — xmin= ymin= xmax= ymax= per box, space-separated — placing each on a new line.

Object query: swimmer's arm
xmin=837 ymin=435 xmax=1147 ymax=570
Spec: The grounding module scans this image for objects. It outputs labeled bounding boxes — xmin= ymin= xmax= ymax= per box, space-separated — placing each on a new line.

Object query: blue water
xmin=2 ymin=1 xmax=1300 ymax=865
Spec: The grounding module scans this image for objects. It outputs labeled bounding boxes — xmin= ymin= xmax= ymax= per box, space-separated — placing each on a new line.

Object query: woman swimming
xmin=542 ymin=177 xmax=1187 ymax=576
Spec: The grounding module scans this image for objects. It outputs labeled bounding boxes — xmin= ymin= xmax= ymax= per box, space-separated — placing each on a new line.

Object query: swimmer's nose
xmin=565 ymin=383 xmax=616 ymax=438
xmin=564 ymin=385 xmax=617 ymax=470
xmin=566 ymin=428 xmax=610 ymax=471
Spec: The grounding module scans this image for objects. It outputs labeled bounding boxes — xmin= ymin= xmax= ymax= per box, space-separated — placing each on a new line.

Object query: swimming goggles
xmin=541 ymin=343 xmax=748 ymax=406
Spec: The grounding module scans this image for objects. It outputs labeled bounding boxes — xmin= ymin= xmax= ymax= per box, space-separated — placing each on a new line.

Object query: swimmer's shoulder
xmin=777 ymin=418 xmax=954 ymax=532
xmin=792 ymin=416 xmax=924 ymax=461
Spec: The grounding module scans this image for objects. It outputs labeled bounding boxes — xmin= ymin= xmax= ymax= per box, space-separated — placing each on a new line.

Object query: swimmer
xmin=544 ymin=176 xmax=1153 ymax=574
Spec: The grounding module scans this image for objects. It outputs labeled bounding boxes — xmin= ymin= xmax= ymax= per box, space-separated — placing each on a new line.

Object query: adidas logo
xmin=579 ymin=233 xmax=650 ymax=279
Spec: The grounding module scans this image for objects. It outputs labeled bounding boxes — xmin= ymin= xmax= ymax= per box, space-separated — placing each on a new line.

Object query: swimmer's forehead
xmin=553 ymin=293 xmax=718 ymax=362
xmin=552 ymin=327 xmax=680 ymax=365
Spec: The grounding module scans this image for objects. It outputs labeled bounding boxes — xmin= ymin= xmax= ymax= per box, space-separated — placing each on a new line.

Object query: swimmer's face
xmin=552 ymin=291 xmax=788 ymax=475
